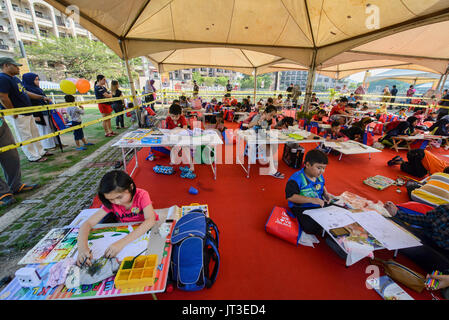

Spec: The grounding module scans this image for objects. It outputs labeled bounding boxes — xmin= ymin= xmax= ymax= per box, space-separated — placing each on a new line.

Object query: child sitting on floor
xmin=76 ymin=170 xmax=157 ymax=266
xmin=285 ymin=149 xmax=333 ymax=235
xmin=65 ymin=95 xmax=94 ymax=151
xmin=325 ymin=120 xmax=347 ymax=142
xmin=311 ymin=109 xmax=327 ymax=123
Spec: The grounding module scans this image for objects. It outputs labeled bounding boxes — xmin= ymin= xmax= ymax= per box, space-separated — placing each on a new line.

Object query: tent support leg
xmin=119 ymin=39 xmax=142 ymax=128
xmin=303 ymin=49 xmax=317 ymax=112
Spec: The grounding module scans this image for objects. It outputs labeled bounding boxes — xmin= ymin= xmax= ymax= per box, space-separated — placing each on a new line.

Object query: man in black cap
xmin=0 ymin=57 xmax=52 ymax=162
xmin=0 ymin=57 xmax=43 ymax=208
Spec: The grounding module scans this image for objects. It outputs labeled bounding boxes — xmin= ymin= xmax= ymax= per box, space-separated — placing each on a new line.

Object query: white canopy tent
xmin=44 ymin=0 xmax=449 ymax=107
xmin=365 ymin=70 xmax=442 ymax=86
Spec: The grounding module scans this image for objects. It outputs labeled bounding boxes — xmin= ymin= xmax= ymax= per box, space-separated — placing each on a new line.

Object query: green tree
xmin=215 ymin=76 xmax=228 ymax=87
xmin=23 ymin=36 xmax=141 ymax=84
xmin=192 ymin=71 xmax=204 ymax=85
xmin=238 ymin=74 xmax=273 ymax=89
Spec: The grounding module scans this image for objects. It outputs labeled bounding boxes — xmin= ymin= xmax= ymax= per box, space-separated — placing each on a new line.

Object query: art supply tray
xmin=141 ymin=137 xmax=162 ymax=144
xmin=114 ymin=255 xmax=158 ymax=289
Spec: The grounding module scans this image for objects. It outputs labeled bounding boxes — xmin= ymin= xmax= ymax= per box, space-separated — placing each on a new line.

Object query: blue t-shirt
xmin=286 ymin=168 xmax=325 ymax=209
xmin=94 ymin=85 xmax=108 ymax=100
xmin=0 ymin=73 xmax=32 ymax=110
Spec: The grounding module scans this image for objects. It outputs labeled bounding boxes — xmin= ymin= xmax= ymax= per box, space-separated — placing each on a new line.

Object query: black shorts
xmin=72 ymin=121 xmax=84 ymax=141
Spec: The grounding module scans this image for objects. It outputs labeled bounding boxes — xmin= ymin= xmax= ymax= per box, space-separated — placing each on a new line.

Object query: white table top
xmin=112 ymin=128 xmax=224 ymax=148
xmin=237 ymin=129 xmax=325 ymax=145
xmin=394 ymin=134 xmax=448 ymax=141
xmin=323 ymin=140 xmax=381 ymax=155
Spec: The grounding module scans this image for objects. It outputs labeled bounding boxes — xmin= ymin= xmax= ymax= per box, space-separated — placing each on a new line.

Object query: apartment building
xmin=0 ymin=0 xmax=94 ymax=58
xmin=167 ymin=67 xmax=240 ymax=82
xmin=279 ymin=70 xmax=349 ymax=91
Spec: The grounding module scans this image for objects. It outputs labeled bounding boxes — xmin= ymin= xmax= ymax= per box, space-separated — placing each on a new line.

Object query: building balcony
xmin=75 ymin=27 xmax=88 ymax=36
xmin=36 ymin=16 xmax=54 ymax=28
xmin=19 ymin=31 xmax=38 ymax=42
xmin=0 ymin=44 xmax=13 ymax=52
xmin=12 ymin=10 xmax=33 ymax=23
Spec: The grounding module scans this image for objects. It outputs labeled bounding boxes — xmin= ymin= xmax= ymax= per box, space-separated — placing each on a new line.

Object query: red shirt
xmin=329 ymin=104 xmax=346 ymax=116
xmin=165 ymin=115 xmax=187 ymax=129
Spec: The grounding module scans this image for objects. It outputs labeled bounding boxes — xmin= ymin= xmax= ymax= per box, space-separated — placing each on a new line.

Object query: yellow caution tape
xmin=0 ymin=93 xmax=154 ymax=117
xmin=0 ymin=98 xmax=161 ymax=153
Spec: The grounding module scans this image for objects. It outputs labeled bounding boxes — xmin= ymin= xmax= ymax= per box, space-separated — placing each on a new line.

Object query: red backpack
xmin=385 ymin=120 xmax=401 ymax=132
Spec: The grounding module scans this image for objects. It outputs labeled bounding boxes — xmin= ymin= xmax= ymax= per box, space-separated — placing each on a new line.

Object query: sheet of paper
xmin=303 ymin=206 xmax=355 ymax=231
xmin=347 ymin=211 xmax=422 ymax=250
xmin=343 ymin=240 xmax=374 ymax=266
xmin=69 ymin=209 xmax=99 ymax=227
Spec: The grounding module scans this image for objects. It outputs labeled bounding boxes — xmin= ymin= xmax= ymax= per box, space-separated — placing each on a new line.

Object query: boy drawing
xmin=285 ymin=149 xmax=333 ymax=234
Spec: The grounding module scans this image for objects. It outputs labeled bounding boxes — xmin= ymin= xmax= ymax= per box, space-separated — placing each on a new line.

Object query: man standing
xmin=437 ymin=90 xmax=449 ymax=121
xmin=390 ymin=84 xmax=398 ymax=109
xmin=226 ymin=80 xmax=232 ymax=97
xmin=193 ymin=80 xmax=199 ymax=97
xmin=0 ymin=115 xmax=40 ymax=207
xmin=0 ymin=57 xmax=52 ymax=162
xmin=286 ymin=83 xmax=294 ymax=98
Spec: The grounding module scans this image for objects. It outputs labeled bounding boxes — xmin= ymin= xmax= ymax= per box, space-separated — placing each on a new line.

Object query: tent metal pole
xmin=303 ymin=50 xmax=317 ymax=112
xmin=120 ymin=40 xmax=142 ymax=127
xmin=440 ymin=64 xmax=449 ymax=93
xmin=441 ymin=73 xmax=448 ymax=93
xmin=435 ymin=74 xmax=444 ymax=90
xmin=253 ymin=68 xmax=257 ymax=107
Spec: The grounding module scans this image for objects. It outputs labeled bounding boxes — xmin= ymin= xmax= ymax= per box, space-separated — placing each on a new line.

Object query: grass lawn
xmin=1 ymin=105 xmax=134 ymax=216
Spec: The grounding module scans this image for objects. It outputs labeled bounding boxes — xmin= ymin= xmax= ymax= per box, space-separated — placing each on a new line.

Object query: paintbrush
xmin=130 ymin=248 xmax=147 ymax=265
xmin=79 ymin=249 xmax=92 ymax=268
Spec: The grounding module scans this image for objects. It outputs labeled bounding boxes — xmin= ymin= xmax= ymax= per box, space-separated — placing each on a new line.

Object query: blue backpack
xmin=170 ymin=211 xmax=220 ymax=291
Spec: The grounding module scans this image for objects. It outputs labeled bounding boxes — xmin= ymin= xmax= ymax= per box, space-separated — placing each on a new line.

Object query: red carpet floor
xmin=92 ymin=124 xmax=448 ymax=300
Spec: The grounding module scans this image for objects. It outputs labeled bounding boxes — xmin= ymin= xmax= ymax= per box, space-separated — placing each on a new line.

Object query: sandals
xmin=271 ymin=172 xmax=285 ymax=179
xmin=30 ymin=157 xmax=48 ymax=163
xmin=0 ymin=194 xmax=16 ymax=208
xmin=14 ymin=183 xmax=40 ymax=195
xmin=387 ymin=156 xmax=403 ymax=166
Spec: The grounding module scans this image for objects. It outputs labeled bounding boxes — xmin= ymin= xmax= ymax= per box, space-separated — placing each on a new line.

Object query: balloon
xmin=66 ymin=78 xmax=77 ymax=84
xmin=60 ymin=80 xmax=77 ymax=95
xmin=76 ymin=79 xmax=91 ymax=94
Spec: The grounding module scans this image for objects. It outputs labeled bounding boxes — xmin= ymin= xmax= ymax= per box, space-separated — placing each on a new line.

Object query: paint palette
xmin=114 ymin=255 xmax=158 ymax=289
xmin=181 ymin=203 xmax=209 ymax=217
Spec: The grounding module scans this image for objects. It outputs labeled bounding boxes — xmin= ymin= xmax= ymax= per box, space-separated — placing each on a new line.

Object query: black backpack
xmin=282 ymin=143 xmax=305 ymax=169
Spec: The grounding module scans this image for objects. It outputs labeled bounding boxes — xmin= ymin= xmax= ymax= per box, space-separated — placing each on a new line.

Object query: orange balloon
xmin=76 ymin=79 xmax=91 ymax=94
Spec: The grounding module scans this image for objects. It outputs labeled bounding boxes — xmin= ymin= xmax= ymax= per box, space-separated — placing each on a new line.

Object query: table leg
xmin=121 ymin=148 xmax=127 ymax=174
xmin=152 ymin=293 xmax=157 ymax=300
xmin=392 ymin=138 xmax=400 ymax=152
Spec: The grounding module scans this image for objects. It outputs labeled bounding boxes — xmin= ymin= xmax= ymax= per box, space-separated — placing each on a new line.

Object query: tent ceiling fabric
xmin=147 ymin=47 xmax=301 ymax=75
xmin=44 ymin=0 xmax=449 ymax=75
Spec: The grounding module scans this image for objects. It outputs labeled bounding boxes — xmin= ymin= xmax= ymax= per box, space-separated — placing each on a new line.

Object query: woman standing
xmin=144 ymin=79 xmax=156 ymax=111
xmin=94 ymin=75 xmax=115 ymax=137
xmin=381 ymin=86 xmax=391 ymax=103
xmin=22 ymin=73 xmax=56 ymax=151
xmin=110 ymin=80 xmax=126 ymax=129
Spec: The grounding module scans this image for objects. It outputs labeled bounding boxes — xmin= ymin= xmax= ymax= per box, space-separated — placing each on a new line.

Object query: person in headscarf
xmin=22 ymin=73 xmax=57 ymax=151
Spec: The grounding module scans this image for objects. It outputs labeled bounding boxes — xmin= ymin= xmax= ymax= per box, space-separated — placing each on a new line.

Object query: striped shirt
xmin=397 ymin=204 xmax=449 ymax=250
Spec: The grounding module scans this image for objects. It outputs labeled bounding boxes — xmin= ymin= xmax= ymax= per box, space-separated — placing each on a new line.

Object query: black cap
xmin=0 ymin=57 xmax=22 ymax=67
